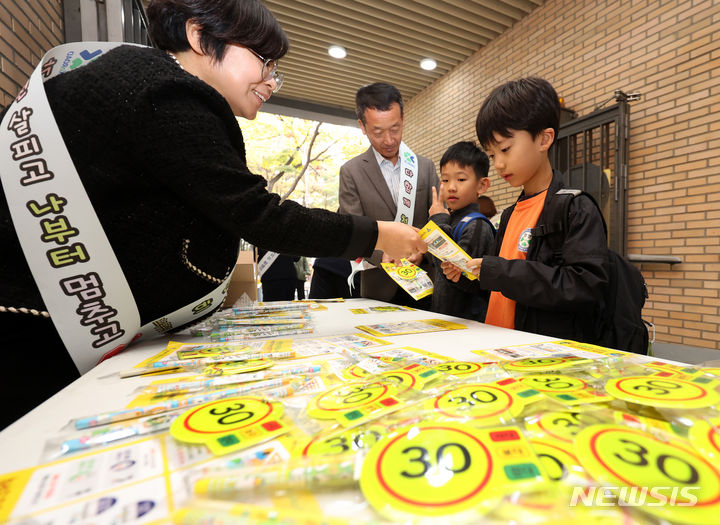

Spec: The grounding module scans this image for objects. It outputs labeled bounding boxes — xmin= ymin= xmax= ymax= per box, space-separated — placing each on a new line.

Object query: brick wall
xmin=0 ymin=0 xmax=63 ymax=111
xmin=404 ymin=0 xmax=720 ymax=353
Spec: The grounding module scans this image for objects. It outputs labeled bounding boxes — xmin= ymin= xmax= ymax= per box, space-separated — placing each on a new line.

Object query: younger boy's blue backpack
xmin=450 ymin=212 xmax=495 ymax=320
xmin=451 ymin=212 xmax=496 ymax=243
xmin=533 ymin=189 xmax=650 ymax=355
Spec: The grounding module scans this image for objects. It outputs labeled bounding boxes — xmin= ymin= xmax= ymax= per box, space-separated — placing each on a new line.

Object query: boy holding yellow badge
xmin=428 ymin=141 xmax=495 ymax=321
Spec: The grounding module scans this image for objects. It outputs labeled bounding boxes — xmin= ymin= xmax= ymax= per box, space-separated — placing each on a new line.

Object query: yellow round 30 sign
xmin=170 ymin=396 xmax=287 ymax=456
xmin=396 ymin=266 xmax=418 ymax=280
xmin=360 ymin=422 xmax=545 ymax=521
xmin=432 ymin=361 xmax=487 ymax=377
xmin=518 ymin=373 xmax=610 ymax=405
xmin=604 ymin=375 xmax=720 ymax=408
xmin=524 ymin=409 xmax=608 ymax=443
xmin=503 ymin=356 xmax=588 ymax=373
xmin=307 ymin=382 xmax=401 ymax=426
xmin=575 ymin=424 xmax=720 ymax=524
xmin=301 ymin=425 xmax=387 ymax=457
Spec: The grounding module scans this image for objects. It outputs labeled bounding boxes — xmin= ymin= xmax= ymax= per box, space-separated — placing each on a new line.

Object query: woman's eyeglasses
xmin=241 ymin=45 xmax=284 ymax=93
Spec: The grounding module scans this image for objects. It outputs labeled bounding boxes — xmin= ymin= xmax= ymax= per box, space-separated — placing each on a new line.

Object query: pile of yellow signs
xmin=172 ymin=340 xmax=720 ymax=525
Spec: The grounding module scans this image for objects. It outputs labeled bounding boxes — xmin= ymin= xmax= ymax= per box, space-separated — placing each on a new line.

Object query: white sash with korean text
xmin=257 ymin=250 xmax=279 ymax=278
xmin=348 ymin=141 xmax=420 ymax=289
xmin=393 ymin=141 xmax=419 ymax=225
xmin=0 ymin=43 xmax=233 ymax=374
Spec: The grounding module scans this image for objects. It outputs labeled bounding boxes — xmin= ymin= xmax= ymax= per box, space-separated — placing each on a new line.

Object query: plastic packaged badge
xmin=573 ymin=423 xmax=720 ymax=525
xmin=515 ymin=371 xmax=612 ymax=406
xmin=604 ymin=373 xmax=720 ymax=409
xmin=381 ymin=258 xmax=433 ymax=300
xmin=306 ymin=381 xmax=404 ymax=428
xmin=174 ymin=502 xmax=362 ymax=525
xmin=422 ymin=377 xmax=543 ymax=427
xmin=188 ymin=452 xmax=361 ymax=500
xmin=296 ymin=423 xmax=388 ymax=458
xmin=359 ymin=421 xmax=548 ymax=522
xmin=170 ymin=396 xmax=290 ymax=456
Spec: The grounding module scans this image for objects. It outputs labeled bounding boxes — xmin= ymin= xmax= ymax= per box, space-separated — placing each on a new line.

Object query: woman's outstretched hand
xmin=375 ymin=221 xmax=427 ymax=262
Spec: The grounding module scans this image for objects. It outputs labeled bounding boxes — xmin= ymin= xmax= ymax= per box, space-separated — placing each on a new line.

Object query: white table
xmin=0 ymin=298 xmax=558 ymax=473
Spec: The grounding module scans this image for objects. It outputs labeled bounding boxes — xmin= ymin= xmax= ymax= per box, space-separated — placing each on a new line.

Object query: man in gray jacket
xmin=339 ymin=83 xmax=439 ymax=307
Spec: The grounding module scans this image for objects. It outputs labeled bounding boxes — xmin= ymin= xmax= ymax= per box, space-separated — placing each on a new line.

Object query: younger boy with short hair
xmin=428 ymin=141 xmax=495 ymax=321
xmin=442 ymin=77 xmax=609 ymax=343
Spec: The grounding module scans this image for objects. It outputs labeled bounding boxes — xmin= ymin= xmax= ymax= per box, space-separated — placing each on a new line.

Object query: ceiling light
xmin=328 ymin=45 xmax=346 ymax=59
xmin=420 ymin=58 xmax=437 ymax=71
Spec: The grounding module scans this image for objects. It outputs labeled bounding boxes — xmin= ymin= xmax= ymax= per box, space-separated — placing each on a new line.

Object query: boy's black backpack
xmin=533 ymin=189 xmax=650 ymax=355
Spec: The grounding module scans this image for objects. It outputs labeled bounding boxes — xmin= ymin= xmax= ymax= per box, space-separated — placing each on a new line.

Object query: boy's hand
xmin=467 ymin=258 xmax=483 ymax=276
xmin=441 ymin=258 xmax=483 ymax=282
xmin=429 ymin=187 xmax=449 ymax=216
xmin=440 ymin=261 xmax=463 ymax=282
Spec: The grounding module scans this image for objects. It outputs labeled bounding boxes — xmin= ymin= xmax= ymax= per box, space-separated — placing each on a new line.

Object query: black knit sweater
xmin=0 ymin=46 xmax=376 ymax=325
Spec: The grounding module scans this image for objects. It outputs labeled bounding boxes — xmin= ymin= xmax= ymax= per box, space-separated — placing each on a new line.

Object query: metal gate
xmin=550 ymin=92 xmax=633 ymax=255
xmin=63 ymin=0 xmax=151 ymax=45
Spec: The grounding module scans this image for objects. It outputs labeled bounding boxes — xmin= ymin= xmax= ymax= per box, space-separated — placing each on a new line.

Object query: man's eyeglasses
xmin=243 ymin=45 xmax=284 ymax=93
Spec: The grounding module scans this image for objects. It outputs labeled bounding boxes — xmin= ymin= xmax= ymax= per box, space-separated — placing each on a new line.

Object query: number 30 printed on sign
xmin=170 ymin=396 xmax=288 ymax=456
xmin=360 ymin=422 xmax=547 ymax=522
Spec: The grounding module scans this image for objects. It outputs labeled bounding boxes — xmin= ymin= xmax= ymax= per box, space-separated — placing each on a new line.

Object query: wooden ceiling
xmin=142 ymin=1 xmax=544 ymax=118
xmin=262 ymin=0 xmax=544 ymax=116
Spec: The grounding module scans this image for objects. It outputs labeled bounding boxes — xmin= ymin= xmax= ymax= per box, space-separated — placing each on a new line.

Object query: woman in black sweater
xmin=0 ymin=0 xmax=426 ymax=428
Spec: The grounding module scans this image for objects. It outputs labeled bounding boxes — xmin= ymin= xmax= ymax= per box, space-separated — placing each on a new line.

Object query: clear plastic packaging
xmin=190 ymin=301 xmax=315 ymax=341
xmin=185 ymin=452 xmax=364 ymax=500
xmin=119 ymin=350 xmax=297 ymax=378
xmin=173 ymin=500 xmax=376 ymax=525
xmin=42 ymin=411 xmax=183 ymax=461
xmin=71 ymin=378 xmax=307 ymax=431
xmin=138 ymin=364 xmax=326 ymax=396
xmin=380 ymin=258 xmax=433 ymax=301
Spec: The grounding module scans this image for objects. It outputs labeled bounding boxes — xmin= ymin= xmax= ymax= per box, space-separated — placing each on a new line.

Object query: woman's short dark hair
xmin=147 ymin=0 xmax=289 ymax=62
xmin=355 ymin=82 xmax=404 ymax=123
xmin=475 ymin=77 xmax=560 ymax=148
xmin=440 ymin=141 xmax=489 ymax=180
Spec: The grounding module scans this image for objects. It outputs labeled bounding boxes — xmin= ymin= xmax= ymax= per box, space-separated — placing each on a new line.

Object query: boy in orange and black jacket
xmin=442 ymin=77 xmax=609 ymax=344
